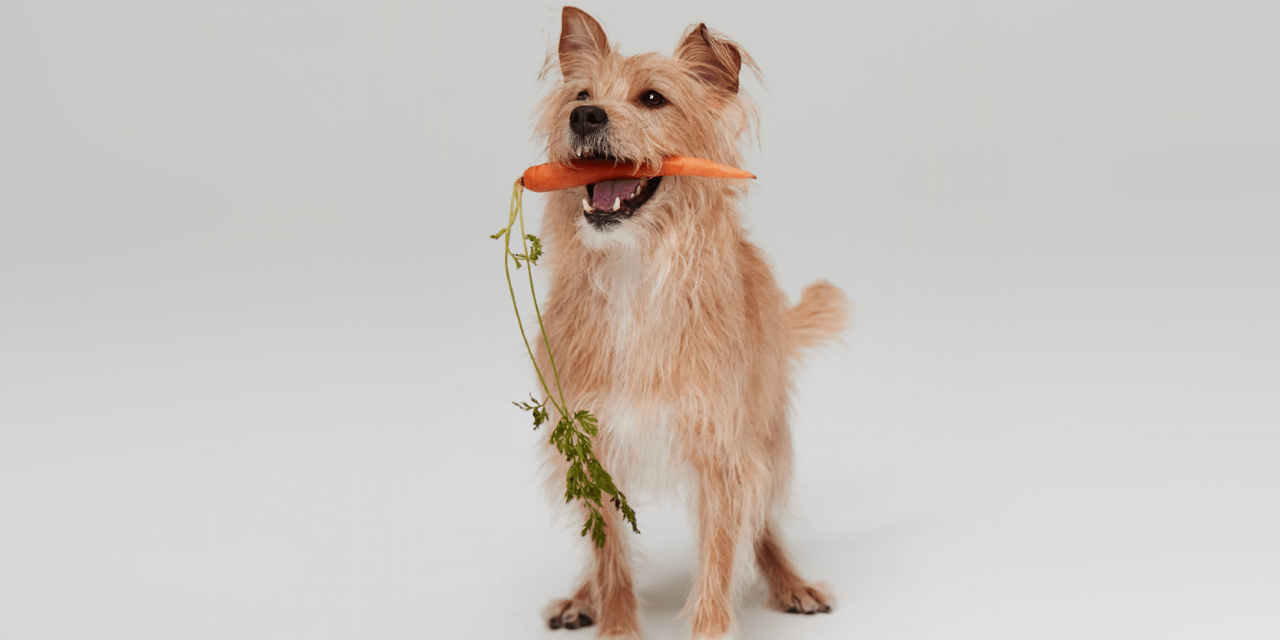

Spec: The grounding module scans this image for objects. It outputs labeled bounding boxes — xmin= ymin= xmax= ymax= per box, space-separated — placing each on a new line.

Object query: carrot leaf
xmin=493 ymin=180 xmax=639 ymax=546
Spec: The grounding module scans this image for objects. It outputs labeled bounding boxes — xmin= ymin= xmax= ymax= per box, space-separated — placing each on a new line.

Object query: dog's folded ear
xmin=675 ymin=23 xmax=743 ymax=94
xmin=559 ymin=6 xmax=609 ymax=78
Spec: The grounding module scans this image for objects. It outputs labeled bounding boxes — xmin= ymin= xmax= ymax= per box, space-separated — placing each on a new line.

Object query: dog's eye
xmin=576 ymin=90 xmax=590 ymax=101
xmin=639 ymin=90 xmax=665 ymax=108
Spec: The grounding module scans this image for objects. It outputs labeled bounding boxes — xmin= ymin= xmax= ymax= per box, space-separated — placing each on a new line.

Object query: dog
xmin=533 ymin=7 xmax=849 ymax=639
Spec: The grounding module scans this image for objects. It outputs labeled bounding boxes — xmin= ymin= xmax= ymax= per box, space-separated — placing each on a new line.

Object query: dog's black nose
xmin=569 ymin=105 xmax=608 ymax=136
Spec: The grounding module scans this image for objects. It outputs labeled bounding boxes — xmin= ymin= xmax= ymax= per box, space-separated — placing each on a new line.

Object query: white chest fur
xmin=596 ymin=397 xmax=689 ymax=500
xmin=587 ymin=246 xmax=692 ymax=499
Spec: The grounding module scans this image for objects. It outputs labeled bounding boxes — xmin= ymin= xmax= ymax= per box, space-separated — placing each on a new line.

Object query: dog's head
xmin=536 ymin=7 xmax=758 ymax=247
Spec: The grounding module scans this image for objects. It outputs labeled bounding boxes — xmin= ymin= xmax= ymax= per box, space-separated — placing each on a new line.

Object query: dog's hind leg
xmin=754 ymin=523 xmax=833 ymax=615
xmin=545 ymin=503 xmax=640 ymax=638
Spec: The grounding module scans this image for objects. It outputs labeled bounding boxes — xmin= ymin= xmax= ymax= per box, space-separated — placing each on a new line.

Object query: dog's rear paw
xmin=772 ymin=581 xmax=834 ymax=615
xmin=543 ymin=596 xmax=596 ymax=631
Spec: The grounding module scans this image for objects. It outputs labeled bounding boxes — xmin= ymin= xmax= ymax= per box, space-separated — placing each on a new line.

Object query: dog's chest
xmin=596 ymin=397 xmax=689 ymax=498
xmin=593 ymin=251 xmax=672 ymax=370
xmin=590 ymin=253 xmax=691 ymax=496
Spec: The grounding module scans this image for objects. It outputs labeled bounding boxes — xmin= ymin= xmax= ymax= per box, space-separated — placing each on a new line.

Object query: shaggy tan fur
xmin=534 ymin=7 xmax=849 ymax=639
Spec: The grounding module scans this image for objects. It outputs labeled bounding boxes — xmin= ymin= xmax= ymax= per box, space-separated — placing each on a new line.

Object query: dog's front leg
xmin=688 ymin=460 xmax=745 ymax=640
xmin=591 ymin=500 xmax=641 ymax=639
xmin=547 ymin=499 xmax=640 ymax=638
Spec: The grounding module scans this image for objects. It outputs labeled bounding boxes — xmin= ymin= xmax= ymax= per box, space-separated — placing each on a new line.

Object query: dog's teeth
xmin=612 ymin=197 xmax=621 ymax=212
xmin=575 ymin=147 xmax=581 ymax=157
xmin=582 ymin=198 xmax=591 ymax=213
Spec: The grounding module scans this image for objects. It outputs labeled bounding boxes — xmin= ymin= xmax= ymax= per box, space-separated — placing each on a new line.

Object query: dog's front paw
xmin=772 ymin=581 xmax=834 ymax=615
xmin=543 ymin=596 xmax=596 ymax=631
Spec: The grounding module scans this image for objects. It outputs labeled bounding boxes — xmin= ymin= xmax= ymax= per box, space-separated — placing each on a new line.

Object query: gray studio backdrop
xmin=1 ymin=1 xmax=1277 ymax=639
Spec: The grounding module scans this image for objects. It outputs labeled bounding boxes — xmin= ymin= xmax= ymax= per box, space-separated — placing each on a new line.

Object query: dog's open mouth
xmin=582 ymin=176 xmax=661 ymax=229
xmin=573 ymin=153 xmax=662 ymax=230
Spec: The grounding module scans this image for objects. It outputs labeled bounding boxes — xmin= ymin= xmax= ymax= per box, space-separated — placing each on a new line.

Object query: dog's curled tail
xmin=788 ymin=280 xmax=850 ymax=356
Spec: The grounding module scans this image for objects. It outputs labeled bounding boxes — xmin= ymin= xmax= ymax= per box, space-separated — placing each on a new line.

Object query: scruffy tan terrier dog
xmin=534 ymin=7 xmax=849 ymax=639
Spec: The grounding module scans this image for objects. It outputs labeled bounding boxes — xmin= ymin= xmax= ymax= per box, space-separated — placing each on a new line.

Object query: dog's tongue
xmin=591 ymin=178 xmax=641 ymax=210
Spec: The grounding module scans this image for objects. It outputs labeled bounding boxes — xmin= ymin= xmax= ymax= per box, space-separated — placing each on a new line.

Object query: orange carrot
xmin=519 ymin=156 xmax=755 ymax=193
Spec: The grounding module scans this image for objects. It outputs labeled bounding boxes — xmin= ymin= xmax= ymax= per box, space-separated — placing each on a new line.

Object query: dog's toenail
xmin=578 ymin=613 xmax=594 ymax=627
xmin=564 ymin=618 xmax=578 ymax=630
xmin=821 ymin=604 xmax=832 ymax=613
xmin=786 ymin=606 xmax=801 ymax=614
xmin=804 ymin=608 xmax=816 ymax=615
xmin=549 ymin=616 xmax=562 ymax=629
